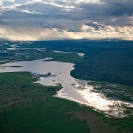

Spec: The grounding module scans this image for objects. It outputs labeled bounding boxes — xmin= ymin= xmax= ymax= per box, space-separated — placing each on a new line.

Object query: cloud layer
xmin=0 ymin=0 xmax=133 ymax=40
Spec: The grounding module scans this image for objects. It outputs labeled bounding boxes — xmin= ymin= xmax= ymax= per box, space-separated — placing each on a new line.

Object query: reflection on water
xmin=0 ymin=59 xmax=133 ymax=118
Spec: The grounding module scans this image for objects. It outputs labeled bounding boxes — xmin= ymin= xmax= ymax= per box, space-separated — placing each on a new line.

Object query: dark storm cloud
xmin=1 ymin=2 xmax=71 ymax=20
xmin=0 ymin=0 xmax=133 ymax=40
xmin=102 ymin=0 xmax=133 ymax=17
xmin=85 ymin=22 xmax=104 ymax=30
xmin=73 ymin=0 xmax=133 ymax=20
xmin=1 ymin=0 xmax=133 ymax=24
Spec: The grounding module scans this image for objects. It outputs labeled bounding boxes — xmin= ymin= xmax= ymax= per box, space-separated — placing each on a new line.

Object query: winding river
xmin=0 ymin=58 xmax=133 ymax=118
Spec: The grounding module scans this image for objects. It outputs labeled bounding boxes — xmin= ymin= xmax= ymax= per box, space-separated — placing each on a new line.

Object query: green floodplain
xmin=0 ymin=40 xmax=133 ymax=133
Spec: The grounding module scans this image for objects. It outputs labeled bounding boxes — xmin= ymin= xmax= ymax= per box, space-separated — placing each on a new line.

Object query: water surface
xmin=0 ymin=59 xmax=133 ymax=118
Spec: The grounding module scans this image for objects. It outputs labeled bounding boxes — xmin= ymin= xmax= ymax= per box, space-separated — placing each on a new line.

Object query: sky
xmin=0 ymin=0 xmax=133 ymax=41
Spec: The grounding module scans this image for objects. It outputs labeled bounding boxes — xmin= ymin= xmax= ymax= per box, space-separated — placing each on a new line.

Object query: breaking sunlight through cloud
xmin=0 ymin=0 xmax=133 ymax=40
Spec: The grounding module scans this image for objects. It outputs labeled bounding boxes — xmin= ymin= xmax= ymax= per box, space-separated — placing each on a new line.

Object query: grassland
xmin=0 ymin=72 xmax=90 ymax=133
xmin=0 ymin=72 xmax=133 ymax=133
xmin=1 ymin=40 xmax=133 ymax=87
xmin=0 ymin=40 xmax=133 ymax=132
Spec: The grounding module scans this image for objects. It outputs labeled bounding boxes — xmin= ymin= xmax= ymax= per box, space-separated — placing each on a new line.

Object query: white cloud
xmin=75 ymin=0 xmax=102 ymax=4
xmin=21 ymin=9 xmax=41 ymax=14
xmin=0 ymin=25 xmax=133 ymax=41
xmin=0 ymin=0 xmax=15 ymax=6
xmin=0 ymin=0 xmax=133 ymax=40
xmin=4 ymin=0 xmax=15 ymax=2
xmin=0 ymin=1 xmax=3 ymax=6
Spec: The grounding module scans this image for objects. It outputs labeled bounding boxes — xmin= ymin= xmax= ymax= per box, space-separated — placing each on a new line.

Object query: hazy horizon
xmin=0 ymin=0 xmax=133 ymax=41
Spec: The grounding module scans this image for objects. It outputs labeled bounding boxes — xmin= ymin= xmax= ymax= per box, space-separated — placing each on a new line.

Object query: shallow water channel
xmin=0 ymin=58 xmax=133 ymax=118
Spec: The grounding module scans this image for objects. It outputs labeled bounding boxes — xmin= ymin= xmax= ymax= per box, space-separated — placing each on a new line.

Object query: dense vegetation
xmin=0 ymin=72 xmax=133 ymax=133
xmin=29 ymin=40 xmax=133 ymax=86
xmin=1 ymin=40 xmax=132 ymax=86
xmin=0 ymin=40 xmax=133 ymax=132
xmin=43 ymin=40 xmax=133 ymax=86
xmin=0 ymin=72 xmax=90 ymax=133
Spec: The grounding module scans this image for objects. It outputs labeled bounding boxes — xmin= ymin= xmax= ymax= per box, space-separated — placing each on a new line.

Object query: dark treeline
xmin=1 ymin=40 xmax=133 ymax=86
xmin=26 ymin=40 xmax=133 ymax=86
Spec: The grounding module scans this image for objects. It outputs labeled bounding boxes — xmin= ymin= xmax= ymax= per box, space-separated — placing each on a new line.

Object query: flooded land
xmin=0 ymin=40 xmax=133 ymax=133
xmin=0 ymin=58 xmax=133 ymax=118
